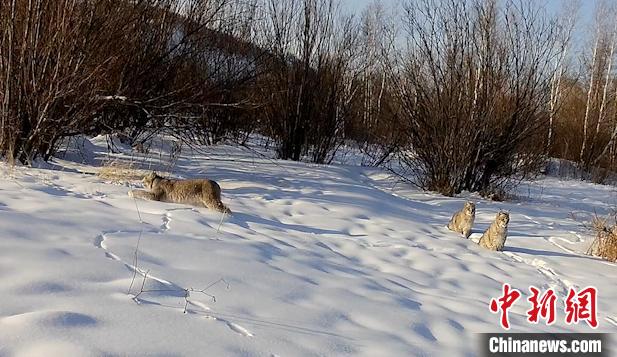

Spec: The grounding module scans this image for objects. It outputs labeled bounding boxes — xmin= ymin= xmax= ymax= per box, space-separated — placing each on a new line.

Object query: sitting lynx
xmin=478 ymin=211 xmax=510 ymax=251
xmin=129 ymin=172 xmax=231 ymax=214
xmin=447 ymin=201 xmax=475 ymax=238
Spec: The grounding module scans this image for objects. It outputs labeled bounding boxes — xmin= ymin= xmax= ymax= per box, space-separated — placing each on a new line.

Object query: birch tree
xmin=547 ymin=0 xmax=578 ymax=153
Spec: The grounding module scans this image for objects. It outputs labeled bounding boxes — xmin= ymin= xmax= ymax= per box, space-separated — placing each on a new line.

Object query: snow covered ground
xmin=0 ymin=136 xmax=616 ymax=356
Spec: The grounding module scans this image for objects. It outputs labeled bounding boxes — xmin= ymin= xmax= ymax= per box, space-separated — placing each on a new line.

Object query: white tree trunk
xmin=595 ymin=24 xmax=617 ymax=140
xmin=580 ymin=34 xmax=601 ymax=164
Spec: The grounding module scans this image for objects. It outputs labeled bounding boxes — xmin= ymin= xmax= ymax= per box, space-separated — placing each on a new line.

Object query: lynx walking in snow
xmin=129 ymin=172 xmax=231 ymax=214
xmin=447 ymin=201 xmax=476 ymax=238
xmin=478 ymin=211 xmax=510 ymax=251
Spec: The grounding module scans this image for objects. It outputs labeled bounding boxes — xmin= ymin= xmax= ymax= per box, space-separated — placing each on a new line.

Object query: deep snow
xmin=0 ymin=136 xmax=616 ymax=356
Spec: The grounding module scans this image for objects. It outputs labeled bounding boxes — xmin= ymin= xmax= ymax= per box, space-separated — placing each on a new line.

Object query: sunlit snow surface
xmin=0 ymin=136 xmax=616 ymax=356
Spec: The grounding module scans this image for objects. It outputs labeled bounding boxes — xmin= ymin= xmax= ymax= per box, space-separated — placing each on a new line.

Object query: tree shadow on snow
xmin=229 ymin=212 xmax=365 ymax=237
xmin=504 ymin=246 xmax=588 ymax=259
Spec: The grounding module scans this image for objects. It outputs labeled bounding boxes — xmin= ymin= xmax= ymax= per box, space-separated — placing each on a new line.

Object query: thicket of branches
xmin=0 ymin=0 xmax=259 ymax=163
xmin=1 ymin=0 xmax=616 ymax=196
xmin=254 ymin=0 xmax=360 ymax=163
xmin=390 ymin=0 xmax=564 ymax=195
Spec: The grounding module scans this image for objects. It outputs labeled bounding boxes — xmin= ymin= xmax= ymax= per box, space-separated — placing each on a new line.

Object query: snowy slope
xmin=0 ymin=137 xmax=616 ymax=356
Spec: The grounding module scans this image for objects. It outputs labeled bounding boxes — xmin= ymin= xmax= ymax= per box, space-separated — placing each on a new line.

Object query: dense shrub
xmin=389 ymin=0 xmax=561 ymax=195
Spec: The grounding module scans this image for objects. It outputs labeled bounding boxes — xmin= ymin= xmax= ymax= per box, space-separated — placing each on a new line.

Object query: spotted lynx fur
xmin=129 ymin=172 xmax=231 ymax=214
xmin=478 ymin=211 xmax=510 ymax=251
xmin=447 ymin=201 xmax=476 ymax=238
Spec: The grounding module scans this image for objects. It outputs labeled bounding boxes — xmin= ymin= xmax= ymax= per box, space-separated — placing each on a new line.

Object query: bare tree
xmin=255 ymin=0 xmax=360 ymax=163
xmin=346 ymin=1 xmax=403 ymax=166
xmin=0 ymin=0 xmax=118 ymax=163
xmin=392 ymin=0 xmax=564 ymax=196
xmin=0 ymin=0 xmax=262 ymax=163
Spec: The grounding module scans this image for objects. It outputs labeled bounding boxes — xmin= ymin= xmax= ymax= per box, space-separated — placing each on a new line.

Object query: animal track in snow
xmin=94 ymin=232 xmax=123 ymax=261
xmin=225 ymin=321 xmax=254 ymax=337
xmin=159 ymin=207 xmax=201 ymax=233
xmin=521 ymin=215 xmax=541 ymax=225
xmin=605 ymin=316 xmax=617 ymax=326
xmin=547 ymin=237 xmax=578 ymax=255
xmin=185 ymin=301 xmax=253 ymax=337
xmin=94 ymin=230 xmax=172 ymax=287
xmin=91 ymin=210 xmax=248 ymax=336
xmin=202 ymin=315 xmax=254 ymax=337
xmin=568 ymin=231 xmax=584 ymax=243
xmin=503 ymin=252 xmax=574 ymax=295
xmin=161 ymin=212 xmax=171 ymax=231
xmin=187 ymin=299 xmax=211 ymax=312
